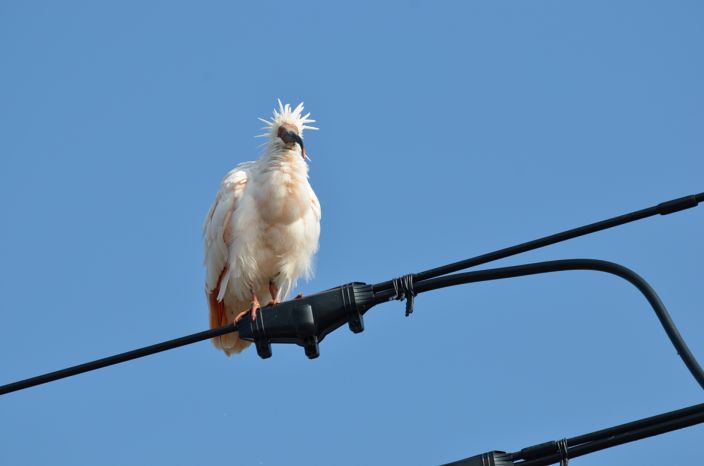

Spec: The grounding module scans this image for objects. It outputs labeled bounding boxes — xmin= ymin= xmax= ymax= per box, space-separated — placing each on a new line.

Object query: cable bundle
xmin=1 ymin=192 xmax=702 ymax=465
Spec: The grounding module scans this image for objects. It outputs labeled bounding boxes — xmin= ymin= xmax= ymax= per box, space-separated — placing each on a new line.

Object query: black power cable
xmin=567 ymin=401 xmax=704 ymax=447
xmin=374 ymin=192 xmax=703 ymax=294
xmin=0 ymin=192 xmax=701 ymax=397
xmin=0 ymin=324 xmax=238 ymax=396
xmin=2 ymin=258 xmax=700 ymax=395
xmin=553 ymin=408 xmax=704 ymax=465
xmin=444 ymin=402 xmax=704 ymax=466
xmin=381 ymin=259 xmax=704 ymax=390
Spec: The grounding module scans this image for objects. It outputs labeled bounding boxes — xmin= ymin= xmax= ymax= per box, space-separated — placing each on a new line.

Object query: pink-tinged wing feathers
xmin=203 ymin=164 xmax=253 ymax=354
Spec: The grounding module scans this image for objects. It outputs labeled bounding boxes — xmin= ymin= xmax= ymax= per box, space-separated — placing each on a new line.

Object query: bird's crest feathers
xmin=256 ymin=99 xmax=318 ymax=139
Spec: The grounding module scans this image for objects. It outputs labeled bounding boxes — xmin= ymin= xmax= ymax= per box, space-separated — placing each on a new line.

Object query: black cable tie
xmin=558 ymin=438 xmax=569 ymax=466
xmin=392 ymin=274 xmax=417 ymax=316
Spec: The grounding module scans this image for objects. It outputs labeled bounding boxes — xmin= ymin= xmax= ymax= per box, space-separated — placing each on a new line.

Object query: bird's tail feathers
xmin=208 ymin=273 xmax=251 ymax=355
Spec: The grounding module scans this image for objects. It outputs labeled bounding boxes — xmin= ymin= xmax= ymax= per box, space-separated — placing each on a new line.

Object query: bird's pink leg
xmin=235 ymin=291 xmax=261 ymax=323
xmin=264 ymin=281 xmax=279 ymax=307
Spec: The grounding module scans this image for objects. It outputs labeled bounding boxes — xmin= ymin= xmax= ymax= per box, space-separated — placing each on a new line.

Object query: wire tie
xmin=557 ymin=438 xmax=569 ymax=466
xmin=392 ymin=274 xmax=416 ymax=316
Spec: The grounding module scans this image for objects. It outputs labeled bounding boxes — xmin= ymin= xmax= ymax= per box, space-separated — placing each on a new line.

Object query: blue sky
xmin=1 ymin=1 xmax=702 ymax=465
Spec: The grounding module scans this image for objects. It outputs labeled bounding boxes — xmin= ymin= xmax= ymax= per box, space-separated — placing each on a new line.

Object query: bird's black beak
xmin=290 ymin=132 xmax=306 ymax=160
xmin=278 ymin=127 xmax=307 ymax=160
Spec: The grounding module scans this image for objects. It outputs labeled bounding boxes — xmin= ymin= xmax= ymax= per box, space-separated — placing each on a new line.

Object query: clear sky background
xmin=1 ymin=2 xmax=702 ymax=465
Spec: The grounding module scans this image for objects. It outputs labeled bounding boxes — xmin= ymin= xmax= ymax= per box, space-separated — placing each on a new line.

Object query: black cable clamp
xmin=558 ymin=438 xmax=569 ymax=466
xmin=392 ymin=274 xmax=417 ymax=316
xmin=233 ymin=283 xmax=376 ymax=360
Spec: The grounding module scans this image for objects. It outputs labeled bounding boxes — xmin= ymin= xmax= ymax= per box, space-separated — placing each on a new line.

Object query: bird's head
xmin=257 ymin=100 xmax=317 ymax=160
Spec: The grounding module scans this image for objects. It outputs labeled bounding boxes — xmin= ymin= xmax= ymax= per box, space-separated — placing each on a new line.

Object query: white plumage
xmin=203 ymin=101 xmax=321 ymax=355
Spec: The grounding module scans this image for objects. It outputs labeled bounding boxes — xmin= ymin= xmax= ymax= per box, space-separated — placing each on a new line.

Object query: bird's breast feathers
xmin=225 ymin=159 xmax=320 ymax=294
xmin=252 ymin=169 xmax=300 ymax=220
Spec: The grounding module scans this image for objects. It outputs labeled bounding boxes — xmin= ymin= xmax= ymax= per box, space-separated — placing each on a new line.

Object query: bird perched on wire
xmin=203 ymin=101 xmax=321 ymax=355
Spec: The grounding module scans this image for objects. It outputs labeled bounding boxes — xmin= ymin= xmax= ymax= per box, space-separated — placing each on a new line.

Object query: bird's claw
xmin=235 ymin=300 xmax=261 ymax=323
xmin=294 ymin=293 xmax=304 ymax=300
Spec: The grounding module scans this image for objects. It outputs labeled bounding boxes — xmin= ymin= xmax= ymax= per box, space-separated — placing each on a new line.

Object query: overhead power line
xmin=0 ymin=192 xmax=701 ymax=397
xmin=373 ymin=192 xmax=704 ymax=290
xmin=443 ymin=402 xmax=704 ymax=466
xmin=1 ymin=191 xmax=702 ymax=465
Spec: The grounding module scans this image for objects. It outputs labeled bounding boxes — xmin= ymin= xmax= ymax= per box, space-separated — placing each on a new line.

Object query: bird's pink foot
xmin=235 ymin=295 xmax=261 ymax=323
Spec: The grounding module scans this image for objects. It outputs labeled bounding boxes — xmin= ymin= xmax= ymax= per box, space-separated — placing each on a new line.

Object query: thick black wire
xmin=444 ymin=403 xmax=704 ymax=465
xmin=564 ymin=411 xmax=704 ymax=462
xmin=375 ymin=259 xmax=704 ymax=390
xmin=508 ymin=403 xmax=704 ymax=463
xmin=373 ymin=192 xmax=703 ymax=294
xmin=566 ymin=402 xmax=704 ymax=447
xmin=515 ymin=405 xmax=704 ymax=466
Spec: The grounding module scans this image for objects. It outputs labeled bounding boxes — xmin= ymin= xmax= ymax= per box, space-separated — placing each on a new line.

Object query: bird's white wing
xmin=203 ymin=162 xmax=253 ymax=352
xmin=308 ymin=183 xmax=321 ymax=224
xmin=305 ymin=182 xmax=322 ymax=281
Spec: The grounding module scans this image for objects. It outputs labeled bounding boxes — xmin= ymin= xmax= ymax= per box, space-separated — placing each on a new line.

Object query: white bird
xmin=203 ymin=101 xmax=321 ymax=355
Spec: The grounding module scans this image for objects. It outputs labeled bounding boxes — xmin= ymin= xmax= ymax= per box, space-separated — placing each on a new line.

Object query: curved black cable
xmin=377 ymin=259 xmax=704 ymax=390
xmin=373 ymin=192 xmax=703 ymax=294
